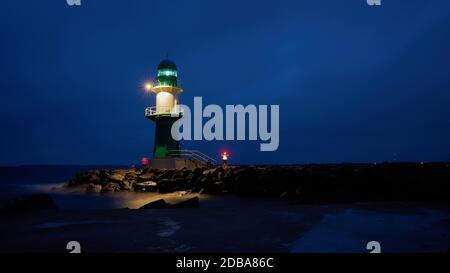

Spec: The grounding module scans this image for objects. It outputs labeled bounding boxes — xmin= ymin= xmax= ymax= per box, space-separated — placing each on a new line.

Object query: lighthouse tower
xmin=145 ymin=58 xmax=183 ymax=159
xmin=145 ymin=58 xmax=216 ymax=169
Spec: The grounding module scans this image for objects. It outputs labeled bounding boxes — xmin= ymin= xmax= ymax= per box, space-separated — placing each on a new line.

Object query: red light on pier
xmin=221 ymin=151 xmax=229 ymax=168
xmin=141 ymin=157 xmax=149 ymax=167
xmin=221 ymin=151 xmax=229 ymax=161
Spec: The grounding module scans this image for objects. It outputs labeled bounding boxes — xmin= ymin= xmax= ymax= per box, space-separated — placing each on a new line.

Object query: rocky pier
xmin=65 ymin=163 xmax=450 ymax=203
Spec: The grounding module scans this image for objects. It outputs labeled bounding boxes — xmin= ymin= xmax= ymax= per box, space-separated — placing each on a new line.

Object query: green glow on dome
xmin=157 ymin=69 xmax=177 ymax=77
xmin=156 ymin=59 xmax=178 ymax=87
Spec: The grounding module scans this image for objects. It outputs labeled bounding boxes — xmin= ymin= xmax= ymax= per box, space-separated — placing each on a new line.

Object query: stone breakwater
xmin=66 ymin=163 xmax=450 ymax=203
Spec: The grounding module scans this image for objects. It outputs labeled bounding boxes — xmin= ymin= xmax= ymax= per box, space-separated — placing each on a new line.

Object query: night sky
xmin=1 ymin=0 xmax=450 ymax=165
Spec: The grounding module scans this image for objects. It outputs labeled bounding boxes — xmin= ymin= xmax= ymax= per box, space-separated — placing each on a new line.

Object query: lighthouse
xmin=145 ymin=58 xmax=183 ymax=158
xmin=144 ymin=58 xmax=217 ymax=169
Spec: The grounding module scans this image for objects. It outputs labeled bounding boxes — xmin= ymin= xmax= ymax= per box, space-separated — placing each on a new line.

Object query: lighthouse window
xmin=158 ymin=69 xmax=177 ymax=77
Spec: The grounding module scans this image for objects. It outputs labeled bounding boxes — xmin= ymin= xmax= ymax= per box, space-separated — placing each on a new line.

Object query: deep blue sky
xmin=1 ymin=0 xmax=450 ymax=165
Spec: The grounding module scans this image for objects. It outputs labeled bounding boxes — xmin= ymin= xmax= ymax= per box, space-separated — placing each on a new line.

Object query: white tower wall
xmin=156 ymin=91 xmax=175 ymax=114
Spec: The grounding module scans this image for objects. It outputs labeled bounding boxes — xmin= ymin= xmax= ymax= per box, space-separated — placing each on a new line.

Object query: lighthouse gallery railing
xmin=145 ymin=106 xmax=183 ymax=117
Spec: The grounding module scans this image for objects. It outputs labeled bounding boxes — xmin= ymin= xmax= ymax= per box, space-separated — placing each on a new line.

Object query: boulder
xmin=182 ymin=168 xmax=193 ymax=177
xmin=224 ymin=168 xmax=233 ymax=179
xmin=139 ymin=199 xmax=167 ymax=209
xmin=87 ymin=183 xmax=102 ymax=193
xmin=86 ymin=173 xmax=101 ymax=184
xmin=98 ymin=169 xmax=109 ymax=180
xmin=124 ymin=172 xmax=138 ymax=180
xmin=193 ymin=167 xmax=204 ymax=177
xmin=119 ymin=180 xmax=134 ymax=191
xmin=217 ymin=169 xmax=225 ymax=181
xmin=157 ymin=178 xmax=172 ymax=192
xmin=107 ymin=173 xmax=125 ymax=183
xmin=101 ymin=182 xmax=120 ymax=192
xmin=202 ymin=168 xmax=215 ymax=177
xmin=67 ymin=171 xmax=93 ymax=186
xmin=138 ymin=173 xmax=156 ymax=182
xmin=192 ymin=176 xmax=210 ymax=192
xmin=171 ymin=169 xmax=186 ymax=180
xmin=185 ymin=172 xmax=194 ymax=183
xmin=171 ymin=196 xmax=199 ymax=208
xmin=139 ymin=197 xmax=199 ymax=209
xmin=134 ymin=181 xmax=158 ymax=191
xmin=158 ymin=178 xmax=188 ymax=193
xmin=176 ymin=190 xmax=191 ymax=196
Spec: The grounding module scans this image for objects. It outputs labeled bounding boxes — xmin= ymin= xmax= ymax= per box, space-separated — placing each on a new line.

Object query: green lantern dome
xmin=157 ymin=58 xmax=178 ymax=87
xmin=157 ymin=59 xmax=177 ymax=70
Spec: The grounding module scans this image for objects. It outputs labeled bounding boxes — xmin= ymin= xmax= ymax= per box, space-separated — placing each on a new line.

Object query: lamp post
xmin=144 ymin=82 xmax=153 ymax=92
